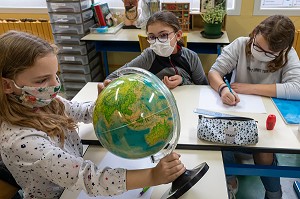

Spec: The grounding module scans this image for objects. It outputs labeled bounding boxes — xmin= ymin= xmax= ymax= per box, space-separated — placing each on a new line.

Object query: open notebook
xmin=271 ymin=98 xmax=300 ymax=124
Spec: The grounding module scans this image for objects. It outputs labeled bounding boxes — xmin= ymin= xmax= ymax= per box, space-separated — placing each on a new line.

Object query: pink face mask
xmin=11 ymin=76 xmax=61 ymax=108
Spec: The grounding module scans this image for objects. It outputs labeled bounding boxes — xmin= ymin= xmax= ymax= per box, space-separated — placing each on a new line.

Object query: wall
xmin=1 ymin=0 xmax=299 ymax=73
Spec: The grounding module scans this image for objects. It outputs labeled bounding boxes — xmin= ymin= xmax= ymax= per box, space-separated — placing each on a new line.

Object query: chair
xmin=138 ymin=33 xmax=188 ymax=52
xmin=0 ymin=179 xmax=20 ymax=199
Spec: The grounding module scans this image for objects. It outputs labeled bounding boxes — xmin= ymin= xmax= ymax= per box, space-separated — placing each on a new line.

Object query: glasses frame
xmin=252 ymin=37 xmax=279 ymax=59
xmin=147 ymin=31 xmax=175 ymax=44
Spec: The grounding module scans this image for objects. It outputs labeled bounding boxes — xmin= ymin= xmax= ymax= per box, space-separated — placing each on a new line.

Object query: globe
xmin=93 ymin=67 xmax=180 ymax=160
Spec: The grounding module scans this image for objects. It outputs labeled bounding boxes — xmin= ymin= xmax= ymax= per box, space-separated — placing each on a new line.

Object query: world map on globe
xmin=93 ymin=73 xmax=175 ymax=159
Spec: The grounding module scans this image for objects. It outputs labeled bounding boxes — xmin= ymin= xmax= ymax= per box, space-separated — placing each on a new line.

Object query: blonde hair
xmin=0 ymin=31 xmax=77 ymax=145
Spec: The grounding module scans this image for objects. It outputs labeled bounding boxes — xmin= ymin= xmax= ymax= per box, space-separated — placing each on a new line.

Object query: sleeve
xmin=276 ymin=48 xmax=300 ymax=100
xmin=58 ymin=96 xmax=95 ymax=124
xmin=188 ymin=50 xmax=208 ymax=85
xmin=209 ymin=38 xmax=246 ymax=76
xmin=105 ymin=48 xmax=155 ymax=80
xmin=2 ymin=131 xmax=127 ymax=197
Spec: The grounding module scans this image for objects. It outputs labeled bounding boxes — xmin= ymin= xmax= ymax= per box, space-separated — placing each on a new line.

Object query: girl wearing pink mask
xmin=208 ymin=15 xmax=300 ymax=199
xmin=107 ymin=11 xmax=208 ymax=89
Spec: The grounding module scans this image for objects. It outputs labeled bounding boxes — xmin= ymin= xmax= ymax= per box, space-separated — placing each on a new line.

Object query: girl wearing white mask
xmin=0 ymin=31 xmax=186 ymax=198
xmin=208 ymin=15 xmax=300 ymax=199
xmin=107 ymin=11 xmax=208 ymax=89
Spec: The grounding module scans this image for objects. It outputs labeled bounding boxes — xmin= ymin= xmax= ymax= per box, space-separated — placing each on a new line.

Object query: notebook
xmin=271 ymin=98 xmax=300 ymax=124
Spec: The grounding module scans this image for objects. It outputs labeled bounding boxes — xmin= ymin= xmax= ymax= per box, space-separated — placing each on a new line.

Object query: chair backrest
xmin=138 ymin=34 xmax=188 ymax=52
xmin=293 ymin=29 xmax=300 ymax=58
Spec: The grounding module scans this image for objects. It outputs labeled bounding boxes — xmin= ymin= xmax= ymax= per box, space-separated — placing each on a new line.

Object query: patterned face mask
xmin=11 ymin=76 xmax=61 ymax=108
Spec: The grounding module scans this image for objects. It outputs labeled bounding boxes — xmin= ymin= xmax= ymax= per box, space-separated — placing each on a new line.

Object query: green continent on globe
xmin=93 ymin=73 xmax=174 ymax=159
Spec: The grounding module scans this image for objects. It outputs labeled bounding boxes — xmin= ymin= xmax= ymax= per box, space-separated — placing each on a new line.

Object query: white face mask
xmin=150 ymin=35 xmax=177 ymax=57
xmin=251 ymin=42 xmax=276 ymax=62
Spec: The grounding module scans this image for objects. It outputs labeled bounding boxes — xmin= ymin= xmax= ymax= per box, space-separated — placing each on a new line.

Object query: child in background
xmin=107 ymin=11 xmax=208 ymax=89
xmin=208 ymin=15 xmax=300 ymax=199
xmin=0 ymin=31 xmax=186 ymax=199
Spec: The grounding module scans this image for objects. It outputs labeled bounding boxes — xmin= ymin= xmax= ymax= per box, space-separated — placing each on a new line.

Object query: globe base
xmin=160 ymin=162 xmax=209 ymax=199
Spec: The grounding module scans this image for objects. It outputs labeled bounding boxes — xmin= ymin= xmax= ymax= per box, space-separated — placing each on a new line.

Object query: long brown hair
xmin=146 ymin=11 xmax=185 ymax=47
xmin=245 ymin=15 xmax=295 ymax=72
xmin=0 ymin=31 xmax=77 ymax=146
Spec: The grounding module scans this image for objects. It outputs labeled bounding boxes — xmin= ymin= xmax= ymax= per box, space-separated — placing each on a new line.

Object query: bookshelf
xmin=161 ymin=2 xmax=190 ymax=32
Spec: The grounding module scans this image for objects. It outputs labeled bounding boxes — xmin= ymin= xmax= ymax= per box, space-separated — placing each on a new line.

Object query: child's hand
xmin=162 ymin=75 xmax=182 ymax=89
xmin=97 ymin=79 xmax=111 ymax=95
xmin=220 ymin=87 xmax=240 ymax=106
xmin=151 ymin=152 xmax=186 ymax=185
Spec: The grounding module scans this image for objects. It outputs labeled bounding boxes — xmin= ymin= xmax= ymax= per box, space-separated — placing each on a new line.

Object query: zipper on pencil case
xmin=198 ymin=115 xmax=254 ymax=121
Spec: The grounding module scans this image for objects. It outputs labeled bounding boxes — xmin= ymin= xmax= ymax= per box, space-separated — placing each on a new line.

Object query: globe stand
xmin=160 ymin=162 xmax=209 ymax=199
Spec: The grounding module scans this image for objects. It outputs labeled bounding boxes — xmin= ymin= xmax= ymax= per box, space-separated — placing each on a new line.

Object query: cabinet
xmin=161 ymin=3 xmax=190 ymax=32
xmin=47 ymin=0 xmax=102 ymax=99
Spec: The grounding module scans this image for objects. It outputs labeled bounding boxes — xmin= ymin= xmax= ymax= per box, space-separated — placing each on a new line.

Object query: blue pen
xmin=223 ymin=76 xmax=233 ymax=94
xmin=139 ymin=187 xmax=150 ymax=197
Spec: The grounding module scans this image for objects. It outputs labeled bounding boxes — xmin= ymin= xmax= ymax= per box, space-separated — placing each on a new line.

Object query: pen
xmin=223 ymin=76 xmax=233 ymax=94
xmin=139 ymin=187 xmax=150 ymax=197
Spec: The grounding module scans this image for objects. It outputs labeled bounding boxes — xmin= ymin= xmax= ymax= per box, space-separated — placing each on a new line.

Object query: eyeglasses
xmin=147 ymin=32 xmax=175 ymax=44
xmin=252 ymin=37 xmax=279 ymax=59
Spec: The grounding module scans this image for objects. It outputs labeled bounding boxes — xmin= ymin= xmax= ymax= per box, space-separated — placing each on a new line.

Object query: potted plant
xmin=201 ymin=0 xmax=226 ymax=38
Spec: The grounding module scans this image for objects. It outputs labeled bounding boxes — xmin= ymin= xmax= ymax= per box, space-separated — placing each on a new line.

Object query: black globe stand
xmin=160 ymin=162 xmax=209 ymax=199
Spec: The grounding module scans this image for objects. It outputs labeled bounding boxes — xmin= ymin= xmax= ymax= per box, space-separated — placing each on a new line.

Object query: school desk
xmin=70 ymin=82 xmax=300 ymax=179
xmin=81 ymin=29 xmax=230 ymax=77
xmin=60 ymin=147 xmax=228 ymax=199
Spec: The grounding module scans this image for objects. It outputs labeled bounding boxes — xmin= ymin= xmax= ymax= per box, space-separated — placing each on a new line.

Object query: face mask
xmin=150 ymin=35 xmax=177 ymax=57
xmin=11 ymin=76 xmax=61 ymax=108
xmin=251 ymin=43 xmax=276 ymax=62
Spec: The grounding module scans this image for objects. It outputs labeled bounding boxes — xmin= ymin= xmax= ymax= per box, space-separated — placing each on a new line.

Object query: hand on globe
xmin=151 ymin=152 xmax=186 ymax=185
xmin=97 ymin=79 xmax=112 ymax=95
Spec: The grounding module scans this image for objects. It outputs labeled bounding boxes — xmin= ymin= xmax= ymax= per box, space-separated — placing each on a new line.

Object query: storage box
xmin=47 ymin=0 xmax=91 ymax=13
xmin=51 ymin=19 xmax=94 ymax=34
xmin=57 ymin=42 xmax=94 ymax=55
xmin=49 ymin=9 xmax=93 ymax=24
xmin=53 ymin=34 xmax=86 ymax=45
xmin=58 ymin=48 xmax=97 ymax=65
xmin=60 ymin=55 xmax=100 ymax=74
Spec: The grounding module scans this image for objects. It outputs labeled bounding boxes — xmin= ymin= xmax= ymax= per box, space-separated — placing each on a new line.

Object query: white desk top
xmin=72 ymin=83 xmax=300 ymax=151
xmin=60 ymin=147 xmax=228 ymax=199
xmin=81 ymin=29 xmax=229 ymax=44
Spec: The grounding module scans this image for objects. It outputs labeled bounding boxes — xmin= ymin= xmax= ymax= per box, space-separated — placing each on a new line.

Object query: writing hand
xmin=221 ymin=87 xmax=240 ymax=106
xmin=162 ymin=75 xmax=182 ymax=89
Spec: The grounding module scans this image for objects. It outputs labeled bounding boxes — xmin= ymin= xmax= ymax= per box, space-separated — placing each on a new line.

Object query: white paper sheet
xmin=198 ymin=87 xmax=266 ymax=113
xmin=78 ymin=152 xmax=156 ymax=199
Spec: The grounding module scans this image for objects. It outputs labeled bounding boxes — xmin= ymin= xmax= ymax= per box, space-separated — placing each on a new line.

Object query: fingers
xmin=222 ymin=89 xmax=239 ymax=106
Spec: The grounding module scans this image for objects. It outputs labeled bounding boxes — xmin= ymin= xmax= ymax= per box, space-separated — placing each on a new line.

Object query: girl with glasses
xmin=208 ymin=15 xmax=300 ymax=199
xmin=107 ymin=11 xmax=208 ymax=89
xmin=0 ymin=31 xmax=186 ymax=199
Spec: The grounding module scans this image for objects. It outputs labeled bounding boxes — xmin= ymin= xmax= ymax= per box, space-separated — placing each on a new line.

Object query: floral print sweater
xmin=0 ymin=97 xmax=126 ymax=199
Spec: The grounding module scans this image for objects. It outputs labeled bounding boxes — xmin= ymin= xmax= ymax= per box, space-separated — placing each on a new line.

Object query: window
xmin=0 ymin=0 xmax=240 ymax=15
xmin=253 ymin=0 xmax=300 ymax=16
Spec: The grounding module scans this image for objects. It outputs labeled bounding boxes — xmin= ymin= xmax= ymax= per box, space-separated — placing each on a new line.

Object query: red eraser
xmin=266 ymin=114 xmax=276 ymax=130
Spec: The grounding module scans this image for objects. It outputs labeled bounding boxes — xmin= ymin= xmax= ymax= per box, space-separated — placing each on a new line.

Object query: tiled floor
xmin=235 ymin=153 xmax=300 ymax=199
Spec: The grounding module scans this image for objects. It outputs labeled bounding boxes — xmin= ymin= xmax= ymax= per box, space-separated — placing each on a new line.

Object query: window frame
xmin=0 ymin=0 xmax=241 ymax=15
xmin=253 ymin=0 xmax=300 ymax=16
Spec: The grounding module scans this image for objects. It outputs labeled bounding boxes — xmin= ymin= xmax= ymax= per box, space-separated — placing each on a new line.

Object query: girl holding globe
xmin=107 ymin=11 xmax=208 ymax=89
xmin=0 ymin=31 xmax=186 ymax=199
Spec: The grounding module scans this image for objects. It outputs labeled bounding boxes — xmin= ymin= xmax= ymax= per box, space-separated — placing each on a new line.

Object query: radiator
xmin=0 ymin=18 xmax=54 ymax=43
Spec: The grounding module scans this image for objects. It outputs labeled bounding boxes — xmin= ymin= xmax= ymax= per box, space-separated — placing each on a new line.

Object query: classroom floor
xmin=236 ymin=153 xmax=300 ymax=199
